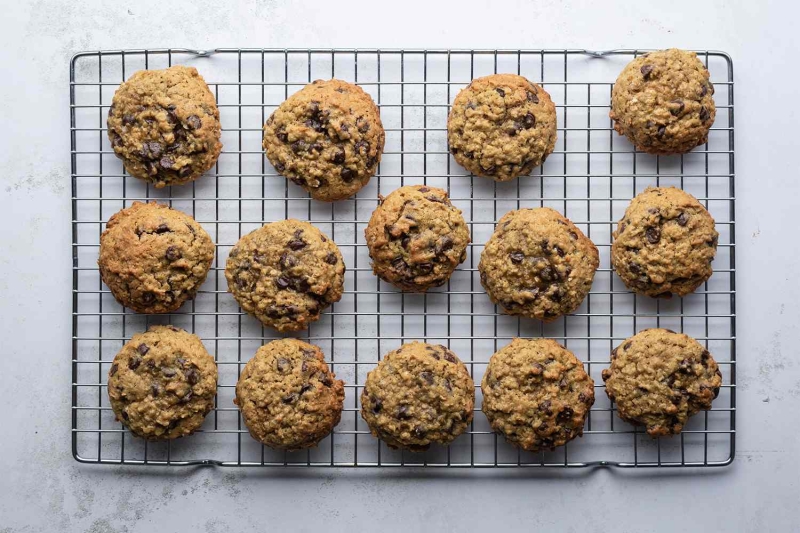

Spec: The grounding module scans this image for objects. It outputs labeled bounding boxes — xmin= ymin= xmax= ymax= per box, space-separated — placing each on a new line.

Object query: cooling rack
xmin=71 ymin=48 xmax=735 ymax=468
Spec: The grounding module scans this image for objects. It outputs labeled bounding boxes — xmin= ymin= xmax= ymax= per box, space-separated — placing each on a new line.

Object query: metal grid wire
xmin=71 ymin=48 xmax=735 ymax=468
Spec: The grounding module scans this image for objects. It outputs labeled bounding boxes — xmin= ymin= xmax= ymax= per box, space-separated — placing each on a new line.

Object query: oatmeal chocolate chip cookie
xmin=482 ymin=338 xmax=594 ymax=452
xmin=479 ymin=207 xmax=599 ymax=321
xmin=365 ymin=185 xmax=470 ymax=292
xmin=235 ymin=339 xmax=344 ymax=450
xmin=107 ymin=65 xmax=222 ymax=188
xmin=612 ymin=187 xmax=718 ymax=298
xmin=602 ymin=328 xmax=722 ymax=437
xmin=108 ymin=325 xmax=218 ymax=440
xmin=360 ymin=343 xmax=474 ymax=451
xmin=610 ymin=49 xmax=716 ymax=155
xmin=447 ymin=74 xmax=557 ymax=182
xmin=98 ymin=201 xmax=215 ymax=314
xmin=225 ymin=219 xmax=345 ymax=332
xmin=263 ymin=79 xmax=385 ymax=201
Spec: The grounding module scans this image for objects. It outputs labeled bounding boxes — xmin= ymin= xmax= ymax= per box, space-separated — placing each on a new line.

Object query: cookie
xmin=107 ymin=65 xmax=222 ymax=187
xmin=360 ymin=343 xmax=474 ymax=451
xmin=612 ymin=187 xmax=718 ymax=298
xmin=602 ymin=328 xmax=722 ymax=437
xmin=98 ymin=201 xmax=215 ymax=314
xmin=235 ymin=339 xmax=344 ymax=450
xmin=482 ymin=338 xmax=594 ymax=452
xmin=107 ymin=325 xmax=218 ymax=440
xmin=447 ymin=74 xmax=557 ymax=182
xmin=479 ymin=207 xmax=599 ymax=321
xmin=365 ymin=185 xmax=470 ymax=292
xmin=225 ymin=219 xmax=345 ymax=332
xmin=263 ymin=79 xmax=385 ymax=201
xmin=610 ymin=49 xmax=716 ymax=155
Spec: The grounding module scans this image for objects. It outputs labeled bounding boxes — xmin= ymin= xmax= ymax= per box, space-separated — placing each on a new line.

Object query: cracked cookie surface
xmin=482 ymin=338 xmax=594 ymax=452
xmin=235 ymin=339 xmax=344 ymax=450
xmin=108 ymin=325 xmax=218 ymax=440
xmin=479 ymin=207 xmax=599 ymax=321
xmin=107 ymin=65 xmax=222 ymax=187
xmin=98 ymin=201 xmax=215 ymax=313
xmin=360 ymin=343 xmax=474 ymax=451
xmin=448 ymin=74 xmax=557 ymax=182
xmin=263 ymin=79 xmax=385 ymax=201
xmin=611 ymin=187 xmax=718 ymax=298
xmin=610 ymin=49 xmax=716 ymax=155
xmin=365 ymin=185 xmax=470 ymax=292
xmin=225 ymin=219 xmax=345 ymax=332
xmin=602 ymin=328 xmax=722 ymax=436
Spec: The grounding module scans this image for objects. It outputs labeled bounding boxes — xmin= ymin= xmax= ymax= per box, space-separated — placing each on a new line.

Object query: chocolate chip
xmin=290 ymin=277 xmax=310 ymax=293
xmin=640 ymin=64 xmax=654 ymax=79
xmin=495 ymin=87 xmax=505 ymax=97
xmin=178 ymin=166 xmax=193 ymax=177
xmin=137 ymin=344 xmax=150 ymax=355
xmin=150 ymin=382 xmax=161 ymax=396
xmin=109 ymin=363 xmax=118 ymax=376
xmin=291 ymin=140 xmax=308 ymax=153
xmin=121 ymin=410 xmax=129 ymax=420
xmin=371 ymin=397 xmax=383 ymax=414
xmin=324 ymin=253 xmax=338 ymax=265
xmin=568 ymin=231 xmax=578 ymax=240
xmin=507 ymin=122 xmax=522 ymax=136
xmin=185 ymin=368 xmax=199 ymax=385
xmin=669 ymin=99 xmax=685 ymax=116
xmin=701 ymin=349 xmax=710 ymax=362
xmin=700 ymin=84 xmax=709 ymax=97
xmin=185 ymin=115 xmax=201 ymax=130
xmin=540 ymin=266 xmax=558 ymax=282
xmin=538 ymin=400 xmax=552 ymax=414
xmin=128 ymin=355 xmax=142 ymax=370
xmin=526 ymin=90 xmax=539 ymax=103
xmin=300 ymin=383 xmax=313 ymax=395
xmin=420 ymin=371 xmax=434 ymax=385
xmin=276 ymin=276 xmax=290 ymax=290
xmin=442 ymin=350 xmax=457 ymax=363
xmin=435 ymin=237 xmax=454 ymax=255
xmin=624 ymin=341 xmax=632 ymax=350
xmin=141 ymin=292 xmax=155 ymax=304
xmin=287 ymin=239 xmax=306 ymax=251
xmin=122 ymin=114 xmax=136 ymax=126
xmin=332 ymin=148 xmax=346 ymax=165
xmin=282 ymin=393 xmax=298 ymax=404
xmin=276 ymin=130 xmax=288 ymax=143
xmin=162 ymin=367 xmax=177 ymax=378
xmin=355 ymin=140 xmax=370 ymax=156
xmin=699 ymin=106 xmax=710 ymax=122
xmin=553 ymin=245 xmax=565 ymax=257
xmin=164 ymin=245 xmax=181 ymax=261
xmin=679 ymin=358 xmax=693 ymax=373
xmin=158 ymin=156 xmax=174 ymax=170
xmin=578 ymin=392 xmax=589 ymax=403
xmin=413 ymin=426 xmax=426 ymax=438
xmin=510 ymin=251 xmax=524 ymax=264
xmin=657 ymin=125 xmax=666 ymax=138
xmin=418 ymin=186 xmax=430 ymax=193
xmin=416 ymin=263 xmax=433 ymax=275
xmin=674 ymin=212 xmax=690 ymax=227
xmin=397 ymin=405 xmax=411 ymax=419
xmin=141 ymin=141 xmax=163 ymax=160
xmin=110 ymin=132 xmax=123 ymax=148
xmin=557 ymin=407 xmax=574 ymax=424
xmin=276 ymin=358 xmax=291 ymax=373
xmin=341 ymin=168 xmax=356 ymax=182
xmin=523 ymin=112 xmax=536 ymax=129
xmin=646 ymin=226 xmax=661 ymax=244
xmin=176 ymin=358 xmax=187 ymax=368
xmin=356 ymin=116 xmax=370 ymax=133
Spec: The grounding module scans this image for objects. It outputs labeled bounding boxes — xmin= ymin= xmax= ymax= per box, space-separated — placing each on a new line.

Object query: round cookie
xmin=447 ymin=74 xmax=557 ymax=182
xmin=482 ymin=338 xmax=595 ymax=452
xmin=365 ymin=185 xmax=470 ymax=292
xmin=479 ymin=207 xmax=599 ymax=321
xmin=107 ymin=65 xmax=222 ymax=188
xmin=225 ymin=219 xmax=345 ymax=332
xmin=610 ymin=49 xmax=716 ymax=155
xmin=235 ymin=339 xmax=345 ymax=450
xmin=360 ymin=343 xmax=474 ymax=451
xmin=263 ymin=79 xmax=385 ymax=201
xmin=602 ymin=328 xmax=722 ymax=437
xmin=98 ymin=201 xmax=215 ymax=314
xmin=611 ymin=187 xmax=718 ymax=298
xmin=107 ymin=325 xmax=218 ymax=440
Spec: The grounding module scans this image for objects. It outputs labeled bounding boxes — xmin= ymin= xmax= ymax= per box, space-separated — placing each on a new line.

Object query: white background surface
xmin=1 ymin=0 xmax=798 ymax=531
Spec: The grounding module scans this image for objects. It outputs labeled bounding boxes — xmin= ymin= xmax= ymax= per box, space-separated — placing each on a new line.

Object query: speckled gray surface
xmin=1 ymin=1 xmax=799 ymax=531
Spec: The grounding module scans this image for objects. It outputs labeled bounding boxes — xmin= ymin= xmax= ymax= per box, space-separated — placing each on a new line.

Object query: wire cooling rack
xmin=71 ymin=48 xmax=735 ymax=468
